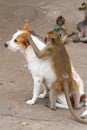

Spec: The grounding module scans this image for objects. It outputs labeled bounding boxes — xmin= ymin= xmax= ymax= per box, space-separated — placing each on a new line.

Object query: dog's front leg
xmin=26 ymin=77 xmax=43 ymax=105
xmin=39 ymin=84 xmax=48 ymax=99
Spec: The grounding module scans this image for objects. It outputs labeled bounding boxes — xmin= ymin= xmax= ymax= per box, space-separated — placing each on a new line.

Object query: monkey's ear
xmin=51 ymin=38 xmax=56 ymax=44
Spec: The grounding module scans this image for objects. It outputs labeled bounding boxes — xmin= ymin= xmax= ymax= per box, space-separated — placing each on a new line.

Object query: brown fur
xmin=14 ymin=24 xmax=30 ymax=49
xmin=14 ymin=33 xmax=29 ymax=49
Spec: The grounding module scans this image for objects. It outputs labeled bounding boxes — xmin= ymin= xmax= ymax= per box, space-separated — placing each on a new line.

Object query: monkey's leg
xmin=72 ymin=91 xmax=81 ymax=109
xmin=49 ymin=81 xmax=61 ymax=110
xmin=72 ymin=80 xmax=84 ymax=109
xmin=49 ymin=90 xmax=58 ymax=110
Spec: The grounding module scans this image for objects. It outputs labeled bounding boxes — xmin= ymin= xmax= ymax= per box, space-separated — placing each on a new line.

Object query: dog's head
xmin=4 ymin=23 xmax=30 ymax=51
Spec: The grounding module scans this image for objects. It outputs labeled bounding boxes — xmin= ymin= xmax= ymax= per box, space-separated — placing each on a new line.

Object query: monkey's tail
xmin=67 ymin=32 xmax=77 ymax=37
xmin=63 ymin=72 xmax=87 ymax=124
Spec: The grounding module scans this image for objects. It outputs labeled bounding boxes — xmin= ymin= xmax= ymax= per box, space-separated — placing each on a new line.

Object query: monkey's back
xmin=50 ymin=44 xmax=72 ymax=79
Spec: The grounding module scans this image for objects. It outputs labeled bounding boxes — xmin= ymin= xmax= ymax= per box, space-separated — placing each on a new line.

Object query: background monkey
xmin=73 ymin=2 xmax=87 ymax=43
xmin=28 ymin=31 xmax=87 ymax=124
xmin=53 ymin=15 xmax=68 ymax=43
xmin=53 ymin=15 xmax=77 ymax=43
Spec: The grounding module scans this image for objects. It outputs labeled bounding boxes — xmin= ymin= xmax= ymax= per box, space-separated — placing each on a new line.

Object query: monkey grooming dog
xmin=29 ymin=31 xmax=87 ymax=123
xmin=4 ymin=23 xmax=87 ymax=122
xmin=73 ymin=2 xmax=87 ymax=43
xmin=5 ymin=23 xmax=86 ymax=108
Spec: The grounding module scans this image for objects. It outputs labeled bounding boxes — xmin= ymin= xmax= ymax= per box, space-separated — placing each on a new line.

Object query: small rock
xmin=10 ymin=80 xmax=14 ymax=83
xmin=20 ymin=121 xmax=29 ymax=126
xmin=0 ymin=83 xmax=3 ymax=85
xmin=25 ymin=19 xmax=29 ymax=22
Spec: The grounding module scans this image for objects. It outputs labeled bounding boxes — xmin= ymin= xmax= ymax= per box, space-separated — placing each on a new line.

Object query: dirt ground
xmin=0 ymin=0 xmax=87 ymax=130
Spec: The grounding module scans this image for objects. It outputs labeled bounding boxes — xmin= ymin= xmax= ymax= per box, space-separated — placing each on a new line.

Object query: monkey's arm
xmin=29 ymin=30 xmax=44 ymax=40
xmin=31 ymin=42 xmax=49 ymax=58
xmin=27 ymin=35 xmax=49 ymax=58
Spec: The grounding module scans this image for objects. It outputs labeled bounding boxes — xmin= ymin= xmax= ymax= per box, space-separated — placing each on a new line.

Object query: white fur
xmin=31 ymin=34 xmax=46 ymax=50
xmin=81 ymin=98 xmax=87 ymax=118
xmin=6 ymin=31 xmax=23 ymax=51
xmin=6 ymin=30 xmax=87 ymax=116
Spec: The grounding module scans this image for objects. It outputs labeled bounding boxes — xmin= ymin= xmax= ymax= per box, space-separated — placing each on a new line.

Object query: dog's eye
xmin=14 ymin=39 xmax=18 ymax=42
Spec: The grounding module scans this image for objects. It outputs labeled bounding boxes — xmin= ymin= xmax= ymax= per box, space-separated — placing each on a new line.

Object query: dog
xmin=4 ymin=23 xmax=87 ymax=117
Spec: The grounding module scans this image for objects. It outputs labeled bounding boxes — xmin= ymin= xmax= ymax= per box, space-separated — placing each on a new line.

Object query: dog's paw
xmin=26 ymin=100 xmax=35 ymax=105
xmin=38 ymin=93 xmax=47 ymax=99
xmin=81 ymin=109 xmax=87 ymax=119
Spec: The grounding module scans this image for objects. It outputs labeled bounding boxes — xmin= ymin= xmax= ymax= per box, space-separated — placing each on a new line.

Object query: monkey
xmin=27 ymin=31 xmax=87 ymax=124
xmin=53 ymin=15 xmax=77 ymax=44
xmin=73 ymin=2 xmax=87 ymax=43
xmin=53 ymin=15 xmax=68 ymax=41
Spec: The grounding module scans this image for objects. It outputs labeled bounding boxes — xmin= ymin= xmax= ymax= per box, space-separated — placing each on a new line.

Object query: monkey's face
xmin=56 ymin=16 xmax=65 ymax=25
xmin=45 ymin=31 xmax=61 ymax=46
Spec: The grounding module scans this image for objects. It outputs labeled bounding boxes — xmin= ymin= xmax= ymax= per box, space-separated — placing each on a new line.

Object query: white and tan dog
xmin=4 ymin=23 xmax=87 ymax=117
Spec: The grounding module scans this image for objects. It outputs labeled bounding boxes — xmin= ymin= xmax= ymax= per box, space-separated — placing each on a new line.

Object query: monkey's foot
xmin=45 ymin=101 xmax=50 ymax=108
xmin=45 ymin=102 xmax=56 ymax=110
xmin=50 ymin=107 xmax=56 ymax=110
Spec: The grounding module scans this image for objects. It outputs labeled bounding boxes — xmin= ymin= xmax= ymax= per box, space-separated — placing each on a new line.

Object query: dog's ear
xmin=23 ymin=23 xmax=29 ymax=31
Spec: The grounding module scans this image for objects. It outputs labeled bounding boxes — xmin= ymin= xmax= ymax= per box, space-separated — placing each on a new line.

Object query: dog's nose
xmin=4 ymin=43 xmax=8 ymax=48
